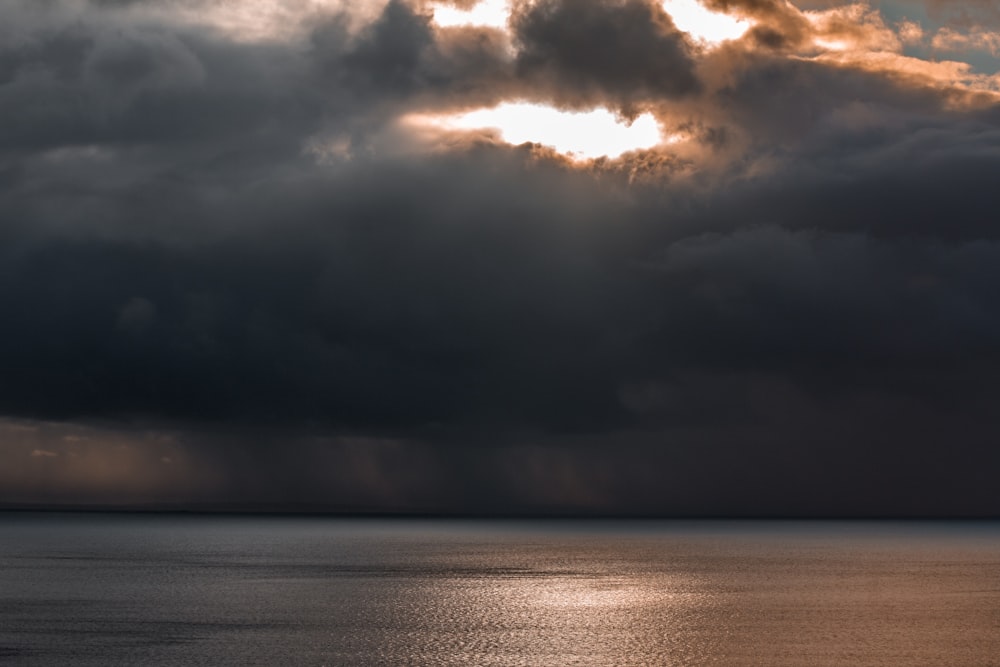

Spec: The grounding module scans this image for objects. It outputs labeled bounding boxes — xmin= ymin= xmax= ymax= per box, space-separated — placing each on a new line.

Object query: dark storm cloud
xmin=675 ymin=56 xmax=1000 ymax=240
xmin=7 ymin=158 xmax=645 ymax=434
xmin=0 ymin=16 xmax=316 ymax=161
xmin=640 ymin=228 xmax=1000 ymax=383
xmin=3 ymin=0 xmax=1000 ymax=514
xmin=510 ymin=0 xmax=700 ymax=109
xmin=311 ymin=0 xmax=515 ymax=118
xmin=331 ymin=1 xmax=437 ymax=97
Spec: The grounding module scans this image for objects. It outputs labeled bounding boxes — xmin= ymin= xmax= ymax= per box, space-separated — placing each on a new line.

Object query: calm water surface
xmin=1 ymin=514 xmax=999 ymax=666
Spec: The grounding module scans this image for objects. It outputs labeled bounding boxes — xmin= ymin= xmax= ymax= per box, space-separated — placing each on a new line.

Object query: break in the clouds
xmin=2 ymin=0 xmax=1000 ymax=515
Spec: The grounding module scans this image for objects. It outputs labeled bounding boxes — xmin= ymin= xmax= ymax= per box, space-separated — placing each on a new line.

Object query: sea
xmin=1 ymin=514 xmax=998 ymax=666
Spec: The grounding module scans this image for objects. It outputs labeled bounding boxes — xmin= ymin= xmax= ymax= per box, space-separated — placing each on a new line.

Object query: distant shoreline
xmin=2 ymin=506 xmax=998 ymax=521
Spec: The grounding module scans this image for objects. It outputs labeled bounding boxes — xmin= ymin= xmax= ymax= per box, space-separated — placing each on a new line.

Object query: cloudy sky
xmin=2 ymin=0 xmax=1000 ymax=515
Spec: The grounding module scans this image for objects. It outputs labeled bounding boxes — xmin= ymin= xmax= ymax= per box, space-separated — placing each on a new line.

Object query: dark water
xmin=1 ymin=515 xmax=999 ymax=666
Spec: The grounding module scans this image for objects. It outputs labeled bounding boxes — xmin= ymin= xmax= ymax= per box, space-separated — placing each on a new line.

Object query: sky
xmin=2 ymin=0 xmax=1000 ymax=516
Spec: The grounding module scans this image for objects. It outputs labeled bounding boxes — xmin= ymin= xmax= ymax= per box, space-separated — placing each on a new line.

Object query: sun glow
xmin=662 ymin=0 xmax=751 ymax=45
xmin=813 ymin=37 xmax=851 ymax=52
xmin=432 ymin=0 xmax=510 ymax=29
xmin=411 ymin=103 xmax=664 ymax=160
xmin=431 ymin=0 xmax=749 ymax=44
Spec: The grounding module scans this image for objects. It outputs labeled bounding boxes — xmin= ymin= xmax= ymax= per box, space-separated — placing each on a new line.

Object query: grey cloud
xmin=645 ymin=227 xmax=1000 ymax=377
xmin=511 ymin=0 xmax=700 ymax=110
xmin=335 ymin=0 xmax=436 ymax=97
xmin=921 ymin=0 xmax=1000 ymax=29
xmin=0 ymin=25 xmax=92 ymax=84
xmin=85 ymin=29 xmax=204 ymax=91
xmin=0 ymin=145 xmax=640 ymax=432
xmin=0 ymin=21 xmax=320 ymax=159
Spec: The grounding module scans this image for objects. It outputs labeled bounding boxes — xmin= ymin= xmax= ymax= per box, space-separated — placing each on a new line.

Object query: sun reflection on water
xmin=529 ymin=578 xmax=656 ymax=609
xmin=412 ymin=543 xmax=720 ymax=666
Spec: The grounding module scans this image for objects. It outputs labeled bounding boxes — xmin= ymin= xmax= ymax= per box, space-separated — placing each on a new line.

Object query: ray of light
xmin=662 ymin=0 xmax=751 ymax=45
xmin=814 ymin=38 xmax=851 ymax=52
xmin=410 ymin=103 xmax=664 ymax=160
xmin=432 ymin=0 xmax=510 ymax=29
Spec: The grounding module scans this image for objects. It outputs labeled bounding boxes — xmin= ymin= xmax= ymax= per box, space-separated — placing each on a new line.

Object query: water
xmin=1 ymin=515 xmax=999 ymax=666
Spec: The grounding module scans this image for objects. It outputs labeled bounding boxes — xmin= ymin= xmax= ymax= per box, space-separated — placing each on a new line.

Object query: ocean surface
xmin=1 ymin=515 xmax=998 ymax=666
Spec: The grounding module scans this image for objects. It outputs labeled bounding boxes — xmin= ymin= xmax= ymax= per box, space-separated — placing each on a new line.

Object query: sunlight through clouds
xmin=662 ymin=0 xmax=751 ymax=45
xmin=432 ymin=0 xmax=510 ymax=29
xmin=431 ymin=0 xmax=751 ymax=44
xmin=411 ymin=103 xmax=664 ymax=159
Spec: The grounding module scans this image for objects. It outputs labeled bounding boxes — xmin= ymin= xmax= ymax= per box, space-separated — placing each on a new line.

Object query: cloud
xmin=510 ymin=0 xmax=700 ymax=110
xmin=2 ymin=0 xmax=1000 ymax=513
xmin=920 ymin=0 xmax=1000 ymax=30
xmin=932 ymin=26 xmax=1000 ymax=57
